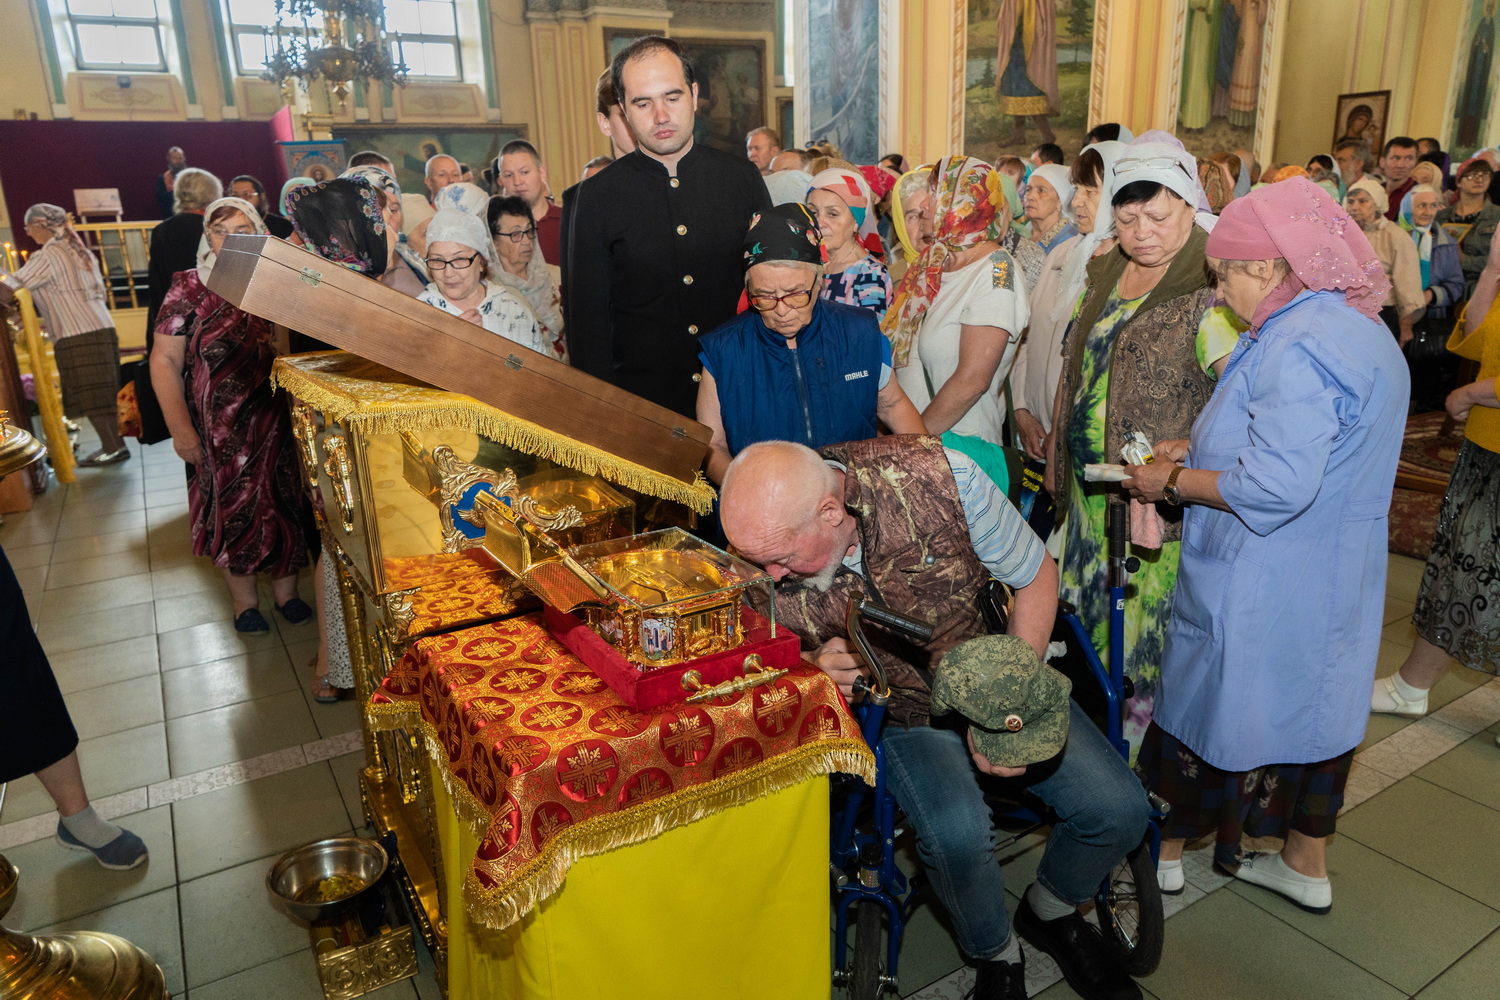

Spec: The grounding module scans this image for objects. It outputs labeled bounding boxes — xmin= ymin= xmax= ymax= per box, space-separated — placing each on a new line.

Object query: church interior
xmin=1 ymin=1 xmax=1498 ymax=999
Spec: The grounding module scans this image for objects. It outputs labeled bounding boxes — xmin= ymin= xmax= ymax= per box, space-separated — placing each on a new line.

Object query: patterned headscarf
xmin=288 ymin=177 xmax=389 ymax=278
xmin=280 ymin=177 xmax=316 ymax=216
xmin=882 ymin=156 xmax=1007 ymax=367
xmin=431 ymin=181 xmax=490 ymax=218
xmin=196 ymin=197 xmax=268 ymax=283
xmin=341 ymin=164 xmax=401 ymax=200
xmin=23 ymin=202 xmax=95 ymax=270
xmin=808 ymin=167 xmax=880 ymax=254
xmin=743 ymin=203 xmax=825 ymax=270
xmin=1052 ymin=140 xmax=1127 ymax=324
xmin=1206 ymin=176 xmax=1390 ymax=330
xmin=890 ymin=163 xmax=936 ymax=264
xmin=857 ymin=163 xmax=897 ymax=201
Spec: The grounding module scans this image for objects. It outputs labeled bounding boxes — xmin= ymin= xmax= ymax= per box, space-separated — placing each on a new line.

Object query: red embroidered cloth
xmin=383 ymin=552 xmax=531 ymax=639
xmin=369 ymin=614 xmax=873 ymax=929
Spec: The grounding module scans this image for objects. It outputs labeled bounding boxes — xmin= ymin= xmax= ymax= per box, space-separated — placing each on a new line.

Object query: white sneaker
xmin=1156 ymin=858 xmax=1184 ymax=895
xmin=1233 ymin=851 xmax=1331 ymax=914
xmin=1370 ymin=675 xmax=1427 ymax=718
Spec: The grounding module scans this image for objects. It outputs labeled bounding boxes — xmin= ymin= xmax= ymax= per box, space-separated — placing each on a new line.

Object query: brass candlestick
xmin=0 ymin=854 xmax=169 ymax=999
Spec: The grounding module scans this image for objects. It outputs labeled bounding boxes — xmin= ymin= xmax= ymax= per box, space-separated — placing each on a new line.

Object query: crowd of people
xmin=3 ymin=31 xmax=1498 ymax=1000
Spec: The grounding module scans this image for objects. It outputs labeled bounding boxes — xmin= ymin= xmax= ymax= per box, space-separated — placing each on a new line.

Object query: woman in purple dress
xmin=149 ymin=197 xmax=314 ymax=633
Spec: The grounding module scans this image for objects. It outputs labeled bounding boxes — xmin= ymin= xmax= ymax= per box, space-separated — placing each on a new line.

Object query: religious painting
xmin=963 ymin=0 xmax=1097 ymax=162
xmin=1444 ymin=0 xmax=1500 ymax=154
xmin=804 ymin=0 xmax=880 ymax=164
xmin=777 ymin=96 xmax=795 ymax=147
xmin=330 ymin=126 xmax=528 ymax=198
xmin=1330 ymin=91 xmax=1390 ymax=160
xmin=1174 ymin=0 xmax=1278 ymax=162
xmin=281 ymin=140 xmax=347 ymax=183
xmin=601 ymin=32 xmax=769 ymax=158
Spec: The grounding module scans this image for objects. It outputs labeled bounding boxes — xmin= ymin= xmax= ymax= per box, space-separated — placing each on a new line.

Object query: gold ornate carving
xmin=681 ymin=654 xmax=789 ymax=704
xmin=322 ymin=432 xmax=357 ymax=534
xmin=381 ymin=587 xmax=419 ymax=641
xmin=490 ymin=467 xmax=586 ymax=533
xmin=291 ymin=401 xmax=320 ymax=489
xmin=430 ymin=445 xmax=496 ymax=553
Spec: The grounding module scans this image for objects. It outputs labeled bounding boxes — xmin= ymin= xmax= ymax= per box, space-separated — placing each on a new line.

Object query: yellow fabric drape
xmin=433 ymin=761 xmax=831 ymax=1000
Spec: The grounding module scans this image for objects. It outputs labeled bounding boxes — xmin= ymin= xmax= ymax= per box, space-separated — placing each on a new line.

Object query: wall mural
xmin=804 ymin=0 xmax=880 ymax=164
xmin=964 ymin=0 xmax=1096 ymax=162
xmin=1446 ymin=0 xmax=1500 ymax=155
xmin=331 ymin=126 xmax=528 ymax=196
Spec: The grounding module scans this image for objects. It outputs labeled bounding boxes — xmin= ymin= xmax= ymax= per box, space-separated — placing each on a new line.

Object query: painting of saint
xmin=1176 ymin=0 xmax=1275 ymax=161
xmin=964 ymin=0 xmax=1094 ymax=162
xmin=806 ymin=0 xmax=880 ymax=164
xmin=1452 ymin=0 xmax=1499 ymax=151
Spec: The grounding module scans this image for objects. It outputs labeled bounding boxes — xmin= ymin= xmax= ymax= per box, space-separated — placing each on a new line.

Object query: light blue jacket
xmin=1154 ymin=291 xmax=1409 ymax=771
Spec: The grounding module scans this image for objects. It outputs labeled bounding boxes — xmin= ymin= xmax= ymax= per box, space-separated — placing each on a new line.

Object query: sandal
xmin=310 ymin=677 xmax=344 ymax=704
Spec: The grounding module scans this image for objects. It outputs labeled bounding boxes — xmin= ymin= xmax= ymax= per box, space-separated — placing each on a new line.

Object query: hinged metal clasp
xmin=299 ymin=267 xmax=323 ymax=287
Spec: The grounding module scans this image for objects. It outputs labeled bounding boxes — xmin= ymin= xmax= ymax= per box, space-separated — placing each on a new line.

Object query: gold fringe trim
xmin=369 ymin=698 xmax=875 ymax=931
xmin=271 ymin=359 xmax=716 ymax=514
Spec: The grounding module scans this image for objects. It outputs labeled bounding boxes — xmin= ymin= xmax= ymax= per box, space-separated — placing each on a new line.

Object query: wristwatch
xmin=1162 ymin=466 xmax=1185 ymax=506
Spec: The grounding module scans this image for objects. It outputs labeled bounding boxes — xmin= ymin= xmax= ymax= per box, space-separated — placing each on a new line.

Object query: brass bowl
xmin=0 ymin=853 xmax=17 ymax=924
xmin=266 ymin=837 xmax=388 ymax=923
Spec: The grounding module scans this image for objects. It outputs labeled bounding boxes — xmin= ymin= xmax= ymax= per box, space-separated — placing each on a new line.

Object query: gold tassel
xmin=272 ymin=357 xmax=716 ymax=513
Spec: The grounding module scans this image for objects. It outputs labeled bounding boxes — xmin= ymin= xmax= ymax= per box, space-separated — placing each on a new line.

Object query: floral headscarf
xmin=890 ymin=163 xmax=936 ymax=264
xmin=743 ymin=203 xmax=826 ymax=270
xmin=288 ymin=177 xmax=389 ymax=278
xmin=431 ymin=181 xmax=490 ymax=218
xmin=280 ymin=177 xmax=316 ymax=216
xmin=196 ymin=196 xmax=268 ymax=283
xmin=23 ymin=203 xmax=98 ymax=274
xmin=1206 ymin=176 xmax=1390 ymax=330
xmin=807 ymin=167 xmax=880 ymax=255
xmin=881 ymin=156 xmax=1007 ymax=367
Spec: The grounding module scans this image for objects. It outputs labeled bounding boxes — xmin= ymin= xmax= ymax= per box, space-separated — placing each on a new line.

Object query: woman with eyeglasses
xmin=149 ymin=196 xmax=316 ymax=635
xmin=1048 ymin=134 xmax=1244 ymax=757
xmin=487 ymin=195 xmax=565 ymax=360
xmin=415 ymin=208 xmax=550 ymax=357
xmin=695 ymin=204 xmax=925 ymax=484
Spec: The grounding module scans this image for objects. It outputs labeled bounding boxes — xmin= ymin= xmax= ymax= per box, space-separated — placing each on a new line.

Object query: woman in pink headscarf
xmin=1120 ymin=177 xmax=1409 ymax=913
xmin=807 ymin=167 xmax=893 ymax=319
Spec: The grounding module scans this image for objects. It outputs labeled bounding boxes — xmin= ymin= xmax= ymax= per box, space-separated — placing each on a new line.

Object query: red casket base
xmin=541 ymin=604 xmax=804 ymax=712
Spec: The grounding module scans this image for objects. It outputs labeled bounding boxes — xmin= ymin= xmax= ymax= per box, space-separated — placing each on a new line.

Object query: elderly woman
xmin=807 ymin=168 xmax=893 ymax=318
xmin=1124 ymin=177 xmax=1408 ymax=909
xmin=891 ymin=163 xmax=937 ymax=265
xmin=417 ymin=208 xmax=549 ymax=356
xmin=487 ymin=195 xmax=566 ymax=359
xmin=695 ymin=204 xmax=924 ymax=483
xmin=149 ymin=197 xmax=315 ymax=634
xmin=14 ymin=204 xmax=129 ymax=466
xmin=1373 ymin=233 xmax=1500 ymax=726
xmin=147 ymin=167 xmax=222 ymax=352
xmin=1345 ymin=178 xmax=1424 ymax=342
xmin=1438 ymin=157 xmax=1500 ymax=296
xmin=1049 ymin=136 xmax=1243 ymax=753
xmin=1401 ymin=184 xmax=1466 ymax=412
xmin=1023 ymin=163 xmax=1077 ymax=253
xmin=342 ymin=164 xmax=429 ymax=293
xmin=884 ymin=157 xmax=1031 ymax=491
xmin=1010 ymin=142 xmax=1125 ymax=472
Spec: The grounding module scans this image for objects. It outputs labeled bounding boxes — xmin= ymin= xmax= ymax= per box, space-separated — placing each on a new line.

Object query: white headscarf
xmin=764 ymin=169 xmax=814 ymax=207
xmin=196 ymin=196 xmax=267 ymax=283
xmin=1050 ymin=140 xmax=1126 ymax=324
xmin=424 ymin=207 xmax=500 ymax=274
xmin=1110 ymin=131 xmax=1217 ymax=233
xmin=1028 ymin=164 xmax=1076 ymax=222
xmin=431 ymin=181 xmax=490 ymax=218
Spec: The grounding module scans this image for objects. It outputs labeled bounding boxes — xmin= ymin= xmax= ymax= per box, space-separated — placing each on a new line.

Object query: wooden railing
xmin=74 ymin=221 xmax=156 ymax=355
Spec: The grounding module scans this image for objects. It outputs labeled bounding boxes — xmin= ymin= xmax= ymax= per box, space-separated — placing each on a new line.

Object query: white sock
xmin=1025 ymin=880 xmax=1077 ymax=921
xmin=1158 ymin=858 xmax=1183 ymax=875
xmin=1389 ymin=672 xmax=1428 ymax=702
xmin=60 ymin=805 xmax=123 ymax=849
xmin=987 ymin=934 xmax=1023 ymax=964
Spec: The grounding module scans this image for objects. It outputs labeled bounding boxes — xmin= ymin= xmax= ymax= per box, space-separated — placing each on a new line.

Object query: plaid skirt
xmin=53 ymin=327 xmax=121 ymax=419
xmin=1412 ymin=440 xmax=1500 ymax=675
xmin=1137 ymin=723 xmax=1354 ymax=867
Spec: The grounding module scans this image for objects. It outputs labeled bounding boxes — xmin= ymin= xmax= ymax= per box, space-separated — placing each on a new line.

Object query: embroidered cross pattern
xmin=492 ymin=668 xmax=544 ymax=691
xmin=591 ymin=706 xmax=645 ymax=734
xmin=495 ymin=736 xmax=545 ymax=771
xmin=719 ymin=741 xmax=760 ymax=772
xmin=559 ymin=744 xmax=615 ymax=798
xmin=556 ymin=673 xmax=604 ymax=695
xmin=523 ymin=702 xmax=580 ymax=730
xmin=664 ymin=715 xmax=712 ymax=759
xmin=624 ymin=771 xmax=668 ymax=804
xmin=755 ymin=685 xmax=797 ymax=732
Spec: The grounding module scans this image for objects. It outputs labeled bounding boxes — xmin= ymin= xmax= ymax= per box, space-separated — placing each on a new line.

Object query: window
xmin=383 ymin=0 xmax=460 ymax=80
xmin=64 ymin=0 xmax=167 ymax=71
xmin=225 ymin=0 xmax=301 ymax=76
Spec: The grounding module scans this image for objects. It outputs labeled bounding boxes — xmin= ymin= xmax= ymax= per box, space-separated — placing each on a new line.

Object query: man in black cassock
xmin=563 ymin=36 xmax=771 ymax=418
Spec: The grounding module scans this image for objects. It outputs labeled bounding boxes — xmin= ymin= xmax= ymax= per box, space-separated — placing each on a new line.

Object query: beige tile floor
xmin=3 ymin=434 xmax=1499 ymax=999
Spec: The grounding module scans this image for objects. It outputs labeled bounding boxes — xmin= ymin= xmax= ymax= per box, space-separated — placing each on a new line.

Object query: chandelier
xmin=262 ymin=0 xmax=409 ymax=109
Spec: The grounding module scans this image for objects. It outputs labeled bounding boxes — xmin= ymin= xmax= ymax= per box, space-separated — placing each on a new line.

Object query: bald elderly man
xmin=720 ymin=437 xmax=1147 ymax=1000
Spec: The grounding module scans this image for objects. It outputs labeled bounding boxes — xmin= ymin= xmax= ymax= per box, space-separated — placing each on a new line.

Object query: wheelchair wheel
xmin=848 ymin=899 xmax=886 ymax=998
xmin=1095 ymin=839 xmax=1164 ymax=976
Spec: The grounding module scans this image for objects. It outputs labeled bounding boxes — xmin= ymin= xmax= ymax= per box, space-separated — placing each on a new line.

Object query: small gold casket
xmin=571 ymin=529 xmax=773 ymax=668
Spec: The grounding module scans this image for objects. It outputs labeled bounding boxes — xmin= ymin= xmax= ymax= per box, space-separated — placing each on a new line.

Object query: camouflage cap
xmin=930 ymin=634 xmax=1072 ymax=767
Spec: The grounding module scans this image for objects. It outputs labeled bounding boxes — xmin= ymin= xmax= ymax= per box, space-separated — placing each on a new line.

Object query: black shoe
xmin=275 ymin=597 xmax=314 ymax=624
xmin=234 ymin=608 xmax=271 ymax=633
xmin=970 ymin=953 xmax=1026 ymax=1000
xmin=1014 ymin=896 xmax=1141 ymax=1000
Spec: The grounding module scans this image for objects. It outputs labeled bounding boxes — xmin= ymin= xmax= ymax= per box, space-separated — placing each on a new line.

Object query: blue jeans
xmin=882 ymin=701 xmax=1149 ymax=960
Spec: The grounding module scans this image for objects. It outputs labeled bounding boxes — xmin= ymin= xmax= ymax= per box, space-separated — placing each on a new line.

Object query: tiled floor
xmin=3 ymin=432 xmax=1499 ymax=999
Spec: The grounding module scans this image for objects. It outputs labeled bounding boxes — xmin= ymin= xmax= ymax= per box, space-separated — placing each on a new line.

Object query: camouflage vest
xmin=755 ymin=435 xmax=991 ymax=728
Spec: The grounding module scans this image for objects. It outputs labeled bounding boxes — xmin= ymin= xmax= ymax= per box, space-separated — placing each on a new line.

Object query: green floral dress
xmin=1059 ymin=290 xmax=1242 ymax=759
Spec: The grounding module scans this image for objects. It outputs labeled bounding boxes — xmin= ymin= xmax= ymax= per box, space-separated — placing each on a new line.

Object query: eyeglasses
xmin=426 ymin=252 xmax=481 ymax=270
xmin=207 ymin=227 xmax=255 ymax=238
xmin=494 ymin=226 xmax=537 ymax=243
xmin=749 ymin=286 xmax=817 ymax=312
